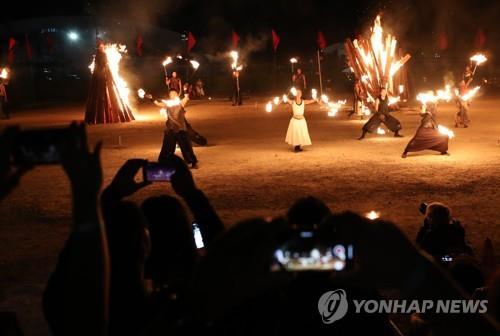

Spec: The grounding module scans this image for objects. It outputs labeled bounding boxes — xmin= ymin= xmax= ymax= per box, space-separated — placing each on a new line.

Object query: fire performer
xmin=167 ymin=71 xmax=183 ymax=95
xmin=402 ymin=103 xmax=449 ymax=158
xmin=463 ymin=66 xmax=473 ymax=87
xmin=231 ymin=69 xmax=242 ymax=106
xmin=292 ymin=68 xmax=307 ymax=92
xmin=156 ymin=89 xmax=198 ymax=169
xmin=455 ymin=88 xmax=470 ymax=128
xmin=85 ymin=42 xmax=135 ymax=124
xmin=285 ymin=89 xmax=316 ymax=152
xmin=358 ymin=88 xmax=403 ymax=140
xmin=0 ymin=73 xmax=9 ymax=120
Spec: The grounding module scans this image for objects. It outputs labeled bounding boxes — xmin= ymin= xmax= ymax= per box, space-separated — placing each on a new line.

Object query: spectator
xmin=416 ymin=202 xmax=473 ymax=260
xmin=286 ymin=196 xmax=330 ymax=230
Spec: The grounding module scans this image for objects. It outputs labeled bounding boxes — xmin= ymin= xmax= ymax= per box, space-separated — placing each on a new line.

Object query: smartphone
xmin=142 ymin=161 xmax=176 ymax=182
xmin=13 ymin=128 xmax=70 ymax=164
xmin=271 ymin=230 xmax=354 ymax=272
xmin=441 ymin=255 xmax=453 ymax=263
xmin=192 ymin=222 xmax=204 ymax=249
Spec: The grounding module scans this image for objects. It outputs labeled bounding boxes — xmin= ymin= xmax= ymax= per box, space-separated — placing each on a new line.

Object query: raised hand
xmin=106 ymin=159 xmax=151 ymax=199
xmin=161 ymin=154 xmax=197 ymax=197
xmin=0 ymin=127 xmax=32 ymax=200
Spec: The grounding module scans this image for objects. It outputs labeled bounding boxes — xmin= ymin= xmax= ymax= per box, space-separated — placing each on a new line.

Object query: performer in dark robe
xmin=231 ymin=70 xmax=242 ymax=106
xmin=157 ymin=89 xmax=198 ymax=168
xmin=85 ymin=42 xmax=135 ymax=124
xmin=167 ymin=71 xmax=183 ymax=95
xmin=455 ymin=81 xmax=470 ymax=128
xmin=358 ymin=88 xmax=402 ymax=139
xmin=292 ymin=68 xmax=307 ymax=92
xmin=402 ymin=104 xmax=449 ymax=158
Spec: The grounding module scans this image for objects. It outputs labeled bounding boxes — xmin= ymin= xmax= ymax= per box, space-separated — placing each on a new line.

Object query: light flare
xmin=438 ymin=125 xmax=455 ymax=139
xmin=265 ymin=101 xmax=273 ymax=113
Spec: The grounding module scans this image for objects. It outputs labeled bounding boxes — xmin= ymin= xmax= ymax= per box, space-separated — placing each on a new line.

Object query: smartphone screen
xmin=192 ymin=222 xmax=204 ymax=249
xmin=143 ymin=162 xmax=176 ymax=182
xmin=271 ymin=230 xmax=354 ymax=272
xmin=13 ymin=128 xmax=69 ymax=165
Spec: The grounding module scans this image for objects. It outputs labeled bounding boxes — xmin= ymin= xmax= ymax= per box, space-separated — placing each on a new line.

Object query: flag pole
xmin=317 ymin=50 xmax=323 ymax=97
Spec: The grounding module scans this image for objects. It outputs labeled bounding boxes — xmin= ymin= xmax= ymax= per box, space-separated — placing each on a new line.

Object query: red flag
xmin=187 ymin=31 xmax=196 ymax=52
xmin=438 ymin=32 xmax=448 ymax=50
xmin=271 ymin=29 xmax=280 ymax=52
xmin=25 ymin=34 xmax=33 ymax=60
xmin=474 ymin=29 xmax=486 ymax=49
xmin=317 ymin=31 xmax=327 ymax=50
xmin=136 ymin=34 xmax=143 ymax=56
xmin=7 ymin=37 xmax=16 ymax=64
xmin=232 ymin=31 xmax=240 ymax=49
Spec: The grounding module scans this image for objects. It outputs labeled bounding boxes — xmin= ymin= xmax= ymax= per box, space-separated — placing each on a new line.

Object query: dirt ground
xmin=1 ymin=95 xmax=500 ymax=334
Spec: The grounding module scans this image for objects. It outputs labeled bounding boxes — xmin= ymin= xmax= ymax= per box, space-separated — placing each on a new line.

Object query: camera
xmin=271 ymin=229 xmax=354 ymax=272
xmin=13 ymin=127 xmax=71 ymax=165
xmin=142 ymin=161 xmax=176 ymax=182
xmin=419 ymin=202 xmax=428 ymax=215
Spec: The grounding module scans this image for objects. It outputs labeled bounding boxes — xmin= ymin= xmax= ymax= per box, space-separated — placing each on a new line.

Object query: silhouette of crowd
xmin=1 ymin=123 xmax=499 ymax=336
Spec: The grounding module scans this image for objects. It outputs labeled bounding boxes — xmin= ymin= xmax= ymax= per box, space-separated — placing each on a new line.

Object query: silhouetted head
xmin=425 ymin=202 xmax=451 ymax=229
xmin=168 ymin=88 xmax=179 ymax=100
xmin=286 ymin=196 xmax=331 ymax=230
xmin=141 ymin=195 xmax=195 ymax=286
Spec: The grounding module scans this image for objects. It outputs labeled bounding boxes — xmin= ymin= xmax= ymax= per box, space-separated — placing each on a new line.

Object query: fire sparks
xmin=162 ymin=56 xmax=173 ymax=67
xmin=438 ymin=125 xmax=455 ymax=139
xmin=398 ymin=85 xmax=404 ymax=94
xmin=311 ymin=88 xmax=318 ymax=100
xmin=327 ymin=100 xmax=347 ymax=117
xmin=458 ymin=86 xmax=481 ymax=102
xmin=0 ymin=68 xmax=9 ymax=80
xmin=159 ymin=108 xmax=167 ymax=118
xmin=377 ymin=127 xmax=386 ymax=135
xmin=273 ymin=96 xmax=280 ymax=106
xmin=417 ymin=85 xmax=452 ymax=106
xmin=230 ymin=50 xmax=239 ymax=69
xmin=190 ymin=60 xmax=200 ymax=70
xmin=345 ymin=15 xmax=411 ymax=104
xmin=161 ymin=97 xmax=181 ymax=108
xmin=470 ymin=54 xmax=487 ymax=66
xmin=388 ymin=96 xmax=400 ymax=106
xmin=290 ymin=57 xmax=298 ymax=64
xmin=138 ymin=89 xmax=145 ymax=99
xmin=265 ymin=101 xmax=273 ymax=113
xmin=89 ymin=44 xmax=131 ymax=109
xmin=366 ymin=210 xmax=380 ymax=220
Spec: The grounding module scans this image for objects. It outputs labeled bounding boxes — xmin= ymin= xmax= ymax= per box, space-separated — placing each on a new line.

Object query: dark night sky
xmin=2 ymin=0 xmax=500 ymax=57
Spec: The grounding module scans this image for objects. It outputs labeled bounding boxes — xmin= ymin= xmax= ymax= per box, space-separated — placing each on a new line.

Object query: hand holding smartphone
xmin=142 ymin=161 xmax=176 ymax=182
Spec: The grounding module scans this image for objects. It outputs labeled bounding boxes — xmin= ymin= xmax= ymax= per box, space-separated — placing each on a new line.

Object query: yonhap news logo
xmin=317 ymin=289 xmax=349 ymax=324
xmin=318 ymin=289 xmax=488 ymax=324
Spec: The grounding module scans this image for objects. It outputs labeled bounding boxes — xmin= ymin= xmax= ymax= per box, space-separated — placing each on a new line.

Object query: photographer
xmin=416 ymin=202 xmax=473 ymax=261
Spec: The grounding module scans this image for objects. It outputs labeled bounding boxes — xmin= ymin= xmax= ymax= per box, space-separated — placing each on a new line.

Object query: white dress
xmin=285 ymin=100 xmax=312 ymax=146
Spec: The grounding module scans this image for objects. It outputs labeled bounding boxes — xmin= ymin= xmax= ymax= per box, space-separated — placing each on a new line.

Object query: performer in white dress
xmin=285 ymin=89 xmax=316 ymax=152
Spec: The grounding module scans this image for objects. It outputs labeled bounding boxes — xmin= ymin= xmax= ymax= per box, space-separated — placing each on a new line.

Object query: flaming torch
xmin=282 ymin=94 xmax=288 ymax=103
xmin=470 ymin=54 xmax=487 ymax=75
xmin=273 ymin=96 xmax=280 ymax=106
xmin=190 ymin=60 xmax=200 ymax=70
xmin=0 ymin=68 xmax=9 ymax=80
xmin=265 ymin=101 xmax=273 ymax=113
xmin=138 ymin=88 xmax=146 ymax=99
xmin=438 ymin=125 xmax=455 ymax=139
xmin=162 ymin=56 xmax=173 ymax=76
xmin=311 ymin=89 xmax=318 ymax=100
xmin=366 ymin=210 xmax=380 ymax=220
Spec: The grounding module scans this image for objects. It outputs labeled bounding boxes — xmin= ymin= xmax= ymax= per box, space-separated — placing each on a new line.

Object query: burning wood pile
xmin=344 ymin=15 xmax=411 ymax=107
xmin=85 ymin=43 xmax=135 ymax=124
